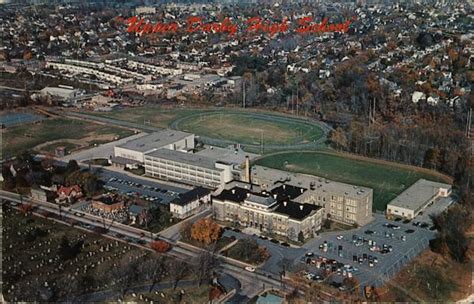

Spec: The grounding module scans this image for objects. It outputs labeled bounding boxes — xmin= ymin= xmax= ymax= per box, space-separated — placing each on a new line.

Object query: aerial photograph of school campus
xmin=0 ymin=0 xmax=472 ymax=303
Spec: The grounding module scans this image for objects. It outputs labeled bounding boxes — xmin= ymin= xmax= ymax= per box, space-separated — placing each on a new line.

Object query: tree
xmin=430 ymin=205 xmax=471 ymax=262
xmin=149 ymin=240 xmax=171 ymax=253
xmin=107 ymin=253 xmax=140 ymax=297
xmin=168 ymin=259 xmax=188 ymax=290
xmin=192 ymin=248 xmax=220 ymax=286
xmin=423 ymin=148 xmax=440 ymax=170
xmin=298 ymin=231 xmax=305 ymax=243
xmin=139 ymin=255 xmax=167 ymax=293
xmin=66 ymin=160 xmax=80 ymax=174
xmin=191 ymin=218 xmax=222 ymax=245
xmin=330 ymin=127 xmax=349 ymax=151
xmin=179 ymin=221 xmax=193 ymax=241
xmin=342 ymin=277 xmax=359 ymax=293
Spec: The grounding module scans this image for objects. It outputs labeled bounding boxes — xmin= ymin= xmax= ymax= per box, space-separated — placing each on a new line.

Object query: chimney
xmin=283 ymin=201 xmax=287 ymax=206
xmin=300 ymin=205 xmax=304 ymax=211
xmin=246 ymin=193 xmax=250 ymax=197
xmin=273 ymin=194 xmax=277 ymax=199
xmin=244 ymin=155 xmax=251 ymax=183
xmin=283 ymin=184 xmax=286 ymax=189
xmin=231 ymin=189 xmax=235 ymax=194
xmin=300 ymin=188 xmax=304 ymax=193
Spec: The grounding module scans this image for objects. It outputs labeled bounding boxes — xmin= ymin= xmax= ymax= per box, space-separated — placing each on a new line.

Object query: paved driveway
xmin=222 ymin=230 xmax=305 ymax=275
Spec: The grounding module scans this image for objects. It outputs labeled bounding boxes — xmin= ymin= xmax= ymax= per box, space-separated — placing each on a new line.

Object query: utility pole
xmin=296 ymin=81 xmax=299 ymax=117
xmin=466 ymin=108 xmax=472 ymax=138
xmin=242 ymin=80 xmax=246 ymax=108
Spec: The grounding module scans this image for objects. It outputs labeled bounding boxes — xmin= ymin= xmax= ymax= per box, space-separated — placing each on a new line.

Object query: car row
xmin=302 ymin=253 xmax=359 ymax=278
xmin=108 ymin=177 xmax=177 ymax=196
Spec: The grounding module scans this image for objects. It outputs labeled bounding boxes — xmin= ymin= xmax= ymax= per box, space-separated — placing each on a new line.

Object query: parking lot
xmin=300 ymin=214 xmax=436 ymax=286
xmin=99 ymin=170 xmax=189 ymax=205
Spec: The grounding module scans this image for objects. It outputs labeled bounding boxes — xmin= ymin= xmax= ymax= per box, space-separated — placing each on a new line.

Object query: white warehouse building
xmin=386 ymin=179 xmax=452 ymax=219
xmin=113 ymin=130 xmax=195 ymax=165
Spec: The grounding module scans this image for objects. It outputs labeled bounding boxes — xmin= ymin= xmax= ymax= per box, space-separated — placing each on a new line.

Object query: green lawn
xmin=2 ymin=118 xmax=133 ymax=158
xmin=87 ymin=106 xmax=197 ymax=129
xmin=254 ymin=151 xmax=450 ymax=211
xmin=85 ymin=106 xmax=325 ymax=146
xmin=177 ymin=112 xmax=324 ymax=145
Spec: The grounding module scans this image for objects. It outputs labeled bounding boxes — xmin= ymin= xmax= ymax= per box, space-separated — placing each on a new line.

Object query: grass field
xmin=2 ymin=118 xmax=133 ymax=158
xmin=88 ymin=106 xmax=324 ymax=146
xmin=41 ymin=142 xmax=81 ymax=154
xmin=254 ymin=151 xmax=450 ymax=211
xmin=177 ymin=112 xmax=324 ymax=145
xmin=88 ymin=106 xmax=195 ymax=129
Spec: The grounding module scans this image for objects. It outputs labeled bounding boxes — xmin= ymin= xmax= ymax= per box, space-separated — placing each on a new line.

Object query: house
xmin=129 ymin=204 xmax=150 ymax=225
xmin=91 ymin=194 xmax=124 ymax=212
xmin=169 ymin=187 xmax=211 ymax=219
xmin=57 ymin=185 xmax=82 ymax=203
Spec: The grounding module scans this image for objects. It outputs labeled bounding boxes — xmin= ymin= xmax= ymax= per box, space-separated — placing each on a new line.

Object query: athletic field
xmin=254 ymin=151 xmax=450 ymax=211
xmin=174 ymin=112 xmax=324 ymax=146
xmin=87 ymin=106 xmax=326 ymax=148
xmin=2 ymin=118 xmax=133 ymax=158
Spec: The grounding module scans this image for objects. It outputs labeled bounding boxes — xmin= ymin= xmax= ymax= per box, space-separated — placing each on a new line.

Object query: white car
xmin=336 ymin=235 xmax=344 ymax=240
xmin=244 ymin=266 xmax=256 ymax=272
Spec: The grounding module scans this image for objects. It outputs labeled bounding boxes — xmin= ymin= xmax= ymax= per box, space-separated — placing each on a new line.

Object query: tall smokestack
xmin=244 ymin=155 xmax=250 ymax=183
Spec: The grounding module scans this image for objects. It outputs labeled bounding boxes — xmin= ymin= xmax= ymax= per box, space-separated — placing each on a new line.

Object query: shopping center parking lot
xmin=300 ymin=214 xmax=437 ymax=286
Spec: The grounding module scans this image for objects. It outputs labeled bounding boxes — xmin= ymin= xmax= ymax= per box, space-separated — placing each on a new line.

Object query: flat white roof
xmin=116 ymin=130 xmax=192 ymax=153
xmin=145 ymin=148 xmax=221 ymax=171
xmin=387 ymin=179 xmax=451 ymax=211
xmin=251 ymin=165 xmax=372 ymax=200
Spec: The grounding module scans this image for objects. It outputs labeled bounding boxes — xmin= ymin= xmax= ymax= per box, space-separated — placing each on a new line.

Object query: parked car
xmin=245 ymin=266 xmax=256 ymax=272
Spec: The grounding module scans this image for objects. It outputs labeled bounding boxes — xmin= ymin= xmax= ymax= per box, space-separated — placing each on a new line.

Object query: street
xmin=0 ymin=191 xmax=287 ymax=301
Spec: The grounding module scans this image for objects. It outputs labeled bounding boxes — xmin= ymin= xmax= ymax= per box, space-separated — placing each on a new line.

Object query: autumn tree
xmin=191 ymin=218 xmax=222 ymax=245
xmin=342 ymin=277 xmax=359 ymax=293
xmin=329 ymin=127 xmax=348 ymax=151
xmin=149 ymin=240 xmax=171 ymax=253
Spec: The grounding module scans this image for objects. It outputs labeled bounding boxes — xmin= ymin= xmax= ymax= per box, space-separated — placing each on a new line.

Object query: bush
xmin=149 ymin=240 xmax=171 ymax=253
xmin=228 ymin=238 xmax=270 ymax=264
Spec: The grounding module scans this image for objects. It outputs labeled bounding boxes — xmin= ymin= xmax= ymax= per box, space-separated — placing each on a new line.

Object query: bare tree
xmin=107 ymin=253 xmax=140 ymax=298
xmin=192 ymin=245 xmax=220 ymax=287
xmin=168 ymin=259 xmax=188 ymax=290
xmin=139 ymin=255 xmax=167 ymax=293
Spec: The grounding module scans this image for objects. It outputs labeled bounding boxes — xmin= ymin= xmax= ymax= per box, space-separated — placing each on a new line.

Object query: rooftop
xmin=117 ymin=130 xmax=193 ymax=153
xmin=170 ymin=186 xmax=211 ymax=206
xmin=195 ymin=146 xmax=260 ymax=165
xmin=252 ymin=165 xmax=372 ymax=200
xmin=246 ymin=193 xmax=277 ymax=208
xmin=387 ymin=179 xmax=451 ymax=211
xmin=145 ymin=148 xmax=220 ymax=171
xmin=269 ymin=184 xmax=307 ymax=202
xmin=213 ymin=186 xmax=251 ymax=203
xmin=274 ymin=201 xmax=321 ymax=220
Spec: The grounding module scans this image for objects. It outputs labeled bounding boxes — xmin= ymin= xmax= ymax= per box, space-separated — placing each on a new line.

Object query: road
xmin=0 ymin=191 xmax=288 ymax=300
